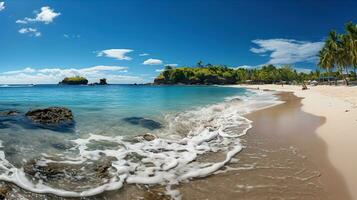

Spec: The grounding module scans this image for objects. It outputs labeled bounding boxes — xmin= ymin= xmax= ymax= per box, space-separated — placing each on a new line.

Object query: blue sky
xmin=0 ymin=0 xmax=357 ymax=84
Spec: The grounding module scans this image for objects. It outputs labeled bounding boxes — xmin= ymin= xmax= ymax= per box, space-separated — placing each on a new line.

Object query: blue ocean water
xmin=0 ymin=84 xmax=278 ymax=197
xmin=0 ymin=84 xmax=248 ymax=159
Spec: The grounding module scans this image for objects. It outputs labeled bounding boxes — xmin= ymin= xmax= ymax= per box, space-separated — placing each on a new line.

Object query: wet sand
xmin=172 ymin=92 xmax=350 ymax=200
xmin=1 ymin=92 xmax=351 ymax=199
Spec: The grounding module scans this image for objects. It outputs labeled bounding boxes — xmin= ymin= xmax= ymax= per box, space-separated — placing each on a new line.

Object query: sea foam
xmin=0 ymin=90 xmax=281 ymax=199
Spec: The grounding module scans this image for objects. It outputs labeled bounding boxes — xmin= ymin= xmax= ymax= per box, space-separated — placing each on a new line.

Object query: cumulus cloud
xmin=139 ymin=53 xmax=149 ymax=56
xmin=0 ymin=66 xmax=144 ymax=84
xmin=250 ymin=39 xmax=324 ymax=65
xmin=16 ymin=6 xmax=60 ymax=24
xmin=18 ymin=28 xmax=41 ymax=37
xmin=97 ymin=49 xmax=133 ymax=60
xmin=143 ymin=58 xmax=163 ymax=65
xmin=0 ymin=2 xmax=5 ymax=11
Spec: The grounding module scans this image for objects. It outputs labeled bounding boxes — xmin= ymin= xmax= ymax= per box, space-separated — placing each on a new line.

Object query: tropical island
xmin=59 ymin=77 xmax=108 ymax=85
xmin=59 ymin=76 xmax=89 ymax=85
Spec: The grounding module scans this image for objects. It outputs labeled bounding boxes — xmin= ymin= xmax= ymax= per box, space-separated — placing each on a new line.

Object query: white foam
xmin=0 ymin=89 xmax=281 ymax=198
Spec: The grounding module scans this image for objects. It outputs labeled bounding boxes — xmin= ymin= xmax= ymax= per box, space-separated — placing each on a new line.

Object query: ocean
xmin=0 ymin=84 xmax=278 ymax=198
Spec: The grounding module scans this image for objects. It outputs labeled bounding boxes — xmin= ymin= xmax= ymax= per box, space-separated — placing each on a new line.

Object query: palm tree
xmin=318 ymin=47 xmax=334 ymax=84
xmin=345 ymin=22 xmax=357 ymax=78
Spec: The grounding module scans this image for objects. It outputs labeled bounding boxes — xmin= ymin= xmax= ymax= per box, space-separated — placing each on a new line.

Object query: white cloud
xmin=164 ymin=64 xmax=178 ymax=67
xmin=97 ymin=49 xmax=133 ymax=60
xmin=16 ymin=6 xmax=60 ymax=24
xmin=155 ymin=69 xmax=164 ymax=72
xmin=143 ymin=58 xmax=163 ymax=65
xmin=63 ymin=34 xmax=80 ymax=39
xmin=250 ymin=39 xmax=324 ymax=65
xmin=18 ymin=28 xmax=41 ymax=37
xmin=139 ymin=53 xmax=149 ymax=56
xmin=0 ymin=2 xmax=5 ymax=11
xmin=236 ymin=65 xmax=258 ymax=69
xmin=0 ymin=66 xmax=144 ymax=84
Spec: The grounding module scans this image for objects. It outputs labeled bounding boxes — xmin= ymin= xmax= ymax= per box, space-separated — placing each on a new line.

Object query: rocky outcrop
xmin=25 ymin=107 xmax=73 ymax=125
xmin=123 ymin=117 xmax=162 ymax=130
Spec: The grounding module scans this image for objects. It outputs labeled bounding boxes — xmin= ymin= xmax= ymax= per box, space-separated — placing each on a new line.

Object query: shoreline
xmin=0 ymin=86 xmax=353 ymax=199
xmin=171 ymin=91 xmax=349 ymax=199
xmin=237 ymin=84 xmax=357 ymax=199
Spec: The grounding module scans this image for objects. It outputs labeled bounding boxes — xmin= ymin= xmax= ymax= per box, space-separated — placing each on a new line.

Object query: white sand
xmin=235 ymin=84 xmax=357 ymax=199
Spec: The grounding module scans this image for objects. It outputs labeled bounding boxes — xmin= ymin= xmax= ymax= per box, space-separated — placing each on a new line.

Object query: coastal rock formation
xmin=26 ymin=107 xmax=73 ymax=125
xmin=123 ymin=117 xmax=162 ymax=130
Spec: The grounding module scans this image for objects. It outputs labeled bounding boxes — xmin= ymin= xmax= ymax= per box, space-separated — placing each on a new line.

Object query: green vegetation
xmin=318 ymin=22 xmax=357 ymax=85
xmin=154 ymin=63 xmax=320 ymax=85
xmin=59 ymin=76 xmax=89 ymax=85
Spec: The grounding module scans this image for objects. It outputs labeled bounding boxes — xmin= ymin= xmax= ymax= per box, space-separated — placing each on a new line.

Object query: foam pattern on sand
xmin=0 ymin=90 xmax=280 ymax=198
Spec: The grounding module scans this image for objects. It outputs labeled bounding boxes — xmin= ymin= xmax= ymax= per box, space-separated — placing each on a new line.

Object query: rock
xmin=142 ymin=133 xmax=156 ymax=141
xmin=23 ymin=159 xmax=74 ymax=180
xmin=99 ymin=78 xmax=108 ymax=85
xmin=123 ymin=117 xmax=162 ymax=130
xmin=25 ymin=107 xmax=73 ymax=125
xmin=0 ymin=184 xmax=11 ymax=200
xmin=23 ymin=157 xmax=117 ymax=181
xmin=94 ymin=157 xmax=116 ymax=178
xmin=0 ymin=110 xmax=19 ymax=116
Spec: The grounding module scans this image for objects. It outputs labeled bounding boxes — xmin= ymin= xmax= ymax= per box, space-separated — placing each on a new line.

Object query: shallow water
xmin=0 ymin=84 xmax=279 ymax=198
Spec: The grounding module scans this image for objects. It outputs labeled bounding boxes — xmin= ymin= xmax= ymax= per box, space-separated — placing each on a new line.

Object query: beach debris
xmin=345 ymin=109 xmax=350 ymax=112
xmin=123 ymin=117 xmax=162 ymax=130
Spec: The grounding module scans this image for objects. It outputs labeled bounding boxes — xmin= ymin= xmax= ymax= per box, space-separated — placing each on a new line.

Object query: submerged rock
xmin=123 ymin=117 xmax=162 ymax=130
xmin=25 ymin=107 xmax=73 ymax=125
xmin=23 ymin=156 xmax=117 ymax=182
xmin=0 ymin=110 xmax=19 ymax=116
xmin=25 ymin=107 xmax=75 ymax=132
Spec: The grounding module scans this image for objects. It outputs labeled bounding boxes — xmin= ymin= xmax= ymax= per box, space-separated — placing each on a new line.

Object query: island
xmin=59 ymin=77 xmax=108 ymax=85
xmin=59 ymin=76 xmax=89 ymax=85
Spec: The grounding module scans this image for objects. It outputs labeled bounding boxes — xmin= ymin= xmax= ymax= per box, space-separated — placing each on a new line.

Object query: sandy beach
xmin=95 ymin=90 xmax=351 ymax=200
xmin=238 ymin=84 xmax=357 ymax=199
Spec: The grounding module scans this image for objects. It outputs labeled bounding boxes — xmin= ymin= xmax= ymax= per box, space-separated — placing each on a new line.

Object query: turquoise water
xmin=0 ymin=84 xmax=278 ymax=198
xmin=0 ymin=85 xmax=247 ymax=136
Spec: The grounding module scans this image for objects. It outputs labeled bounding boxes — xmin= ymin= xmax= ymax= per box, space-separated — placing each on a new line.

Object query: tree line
xmin=154 ymin=64 xmax=323 ymax=85
xmin=318 ymin=22 xmax=357 ymax=85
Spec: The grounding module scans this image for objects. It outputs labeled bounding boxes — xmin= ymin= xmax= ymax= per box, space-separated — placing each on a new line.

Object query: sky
xmin=0 ymin=0 xmax=357 ymax=84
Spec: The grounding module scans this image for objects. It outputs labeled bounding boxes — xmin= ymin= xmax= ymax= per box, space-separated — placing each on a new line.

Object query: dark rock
xmin=0 ymin=184 xmax=11 ymax=200
xmin=24 ymin=107 xmax=75 ymax=132
xmin=23 ymin=157 xmax=117 ymax=181
xmin=26 ymin=107 xmax=73 ymax=125
xmin=123 ymin=117 xmax=162 ymax=130
xmin=94 ymin=157 xmax=116 ymax=178
xmin=23 ymin=159 xmax=71 ymax=180
xmin=99 ymin=78 xmax=107 ymax=85
xmin=0 ymin=110 xmax=19 ymax=116
xmin=141 ymin=133 xmax=157 ymax=141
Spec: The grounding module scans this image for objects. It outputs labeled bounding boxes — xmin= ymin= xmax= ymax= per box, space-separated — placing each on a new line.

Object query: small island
xmin=59 ymin=76 xmax=89 ymax=85
xmin=59 ymin=77 xmax=108 ymax=85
